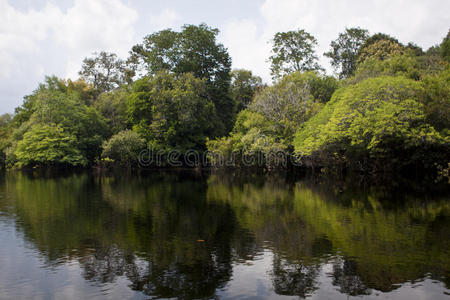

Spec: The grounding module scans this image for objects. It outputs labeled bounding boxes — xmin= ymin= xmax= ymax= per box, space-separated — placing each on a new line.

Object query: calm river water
xmin=0 ymin=170 xmax=448 ymax=299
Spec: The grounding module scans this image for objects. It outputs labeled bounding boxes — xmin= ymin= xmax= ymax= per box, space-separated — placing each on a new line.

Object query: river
xmin=0 ymin=170 xmax=448 ymax=299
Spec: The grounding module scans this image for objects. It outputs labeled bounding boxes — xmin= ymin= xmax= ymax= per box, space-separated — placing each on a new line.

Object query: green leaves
xmin=230 ymin=69 xmax=263 ymax=113
xmin=130 ymin=24 xmax=234 ymax=134
xmin=15 ymin=124 xmax=87 ymax=167
xmin=294 ymin=76 xmax=447 ymax=168
xmin=325 ymin=27 xmax=369 ymax=79
xmin=128 ymin=72 xmax=215 ymax=151
xmin=269 ymin=30 xmax=322 ymax=80
xmin=101 ymin=130 xmax=146 ymax=167
xmin=5 ymin=76 xmax=108 ymax=168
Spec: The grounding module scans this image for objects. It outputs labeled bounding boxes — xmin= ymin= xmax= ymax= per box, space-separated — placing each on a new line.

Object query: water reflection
xmin=0 ymin=171 xmax=448 ymax=299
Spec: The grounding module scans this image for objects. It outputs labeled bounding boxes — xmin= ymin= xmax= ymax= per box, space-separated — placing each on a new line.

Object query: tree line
xmin=0 ymin=24 xmax=448 ymax=173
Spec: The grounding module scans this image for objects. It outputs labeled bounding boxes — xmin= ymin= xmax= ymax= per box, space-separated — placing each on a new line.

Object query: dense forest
xmin=0 ymin=24 xmax=448 ymax=174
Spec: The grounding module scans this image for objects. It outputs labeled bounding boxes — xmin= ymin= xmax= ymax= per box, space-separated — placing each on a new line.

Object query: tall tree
xmin=324 ymin=27 xmax=369 ymax=78
xmin=230 ymin=69 xmax=263 ymax=112
xmin=356 ymin=33 xmax=403 ymax=63
xmin=356 ymin=39 xmax=405 ymax=64
xmin=269 ymin=30 xmax=322 ymax=79
xmin=128 ymin=72 xmax=216 ymax=151
xmin=130 ymin=24 xmax=233 ymax=134
xmin=8 ymin=76 xmax=108 ymax=166
xmin=440 ymin=29 xmax=450 ymax=62
xmin=79 ymin=51 xmax=134 ymax=94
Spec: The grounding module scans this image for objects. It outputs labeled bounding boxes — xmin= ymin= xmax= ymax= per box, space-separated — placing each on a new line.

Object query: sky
xmin=0 ymin=0 xmax=449 ymax=114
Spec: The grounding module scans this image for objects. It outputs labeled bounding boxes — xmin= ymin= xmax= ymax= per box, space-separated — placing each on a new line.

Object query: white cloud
xmin=223 ymin=0 xmax=450 ymax=82
xmin=0 ymin=0 xmax=138 ymax=113
xmin=222 ymin=19 xmax=271 ymax=81
xmin=0 ymin=1 xmax=61 ymax=79
xmin=149 ymin=9 xmax=181 ymax=30
xmin=53 ymin=0 xmax=138 ymax=78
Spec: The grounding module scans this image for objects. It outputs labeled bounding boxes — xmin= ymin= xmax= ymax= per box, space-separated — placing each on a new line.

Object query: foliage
xmin=130 ymin=24 xmax=234 ymax=133
xmin=1 ymin=24 xmax=448 ymax=172
xmin=94 ymin=88 xmax=130 ymax=134
xmin=7 ymin=76 xmax=108 ymax=166
xmin=440 ymin=30 xmax=450 ymax=62
xmin=324 ymin=27 xmax=369 ymax=78
xmin=357 ymin=33 xmax=401 ymax=56
xmin=79 ymin=51 xmax=133 ymax=94
xmin=0 ymin=114 xmax=12 ymax=166
xmin=250 ymin=71 xmax=329 ymax=144
xmin=14 ymin=124 xmax=87 ymax=167
xmin=101 ymin=130 xmax=146 ymax=167
xmin=207 ymin=71 xmax=332 ymax=168
xmin=294 ymin=76 xmax=448 ymax=170
xmin=269 ymin=30 xmax=322 ymax=79
xmin=352 ymin=53 xmax=422 ymax=82
xmin=206 ymin=110 xmax=285 ymax=167
xmin=356 ymin=39 xmax=405 ymax=65
xmin=128 ymin=72 xmax=216 ymax=151
xmin=230 ymin=69 xmax=263 ymax=112
xmin=421 ymin=68 xmax=450 ymax=132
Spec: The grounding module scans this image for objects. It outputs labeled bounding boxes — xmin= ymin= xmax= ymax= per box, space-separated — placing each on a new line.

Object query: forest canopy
xmin=0 ymin=24 xmax=448 ymax=173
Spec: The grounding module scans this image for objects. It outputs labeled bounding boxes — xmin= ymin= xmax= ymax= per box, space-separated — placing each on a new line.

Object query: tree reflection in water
xmin=0 ymin=170 xmax=448 ymax=298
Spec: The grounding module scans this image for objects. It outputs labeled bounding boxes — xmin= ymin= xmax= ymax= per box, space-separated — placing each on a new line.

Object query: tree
xmin=230 ymin=69 xmax=263 ymax=112
xmin=356 ymin=33 xmax=404 ymax=64
xmin=0 ymin=114 xmax=12 ymax=167
xmin=207 ymin=71 xmax=331 ymax=168
xmin=14 ymin=124 xmax=87 ymax=168
xmin=440 ymin=30 xmax=450 ymax=62
xmin=421 ymin=68 xmax=450 ymax=132
xmin=294 ymin=76 xmax=448 ymax=170
xmin=128 ymin=72 xmax=216 ymax=151
xmin=250 ymin=72 xmax=326 ymax=145
xmin=324 ymin=27 xmax=369 ymax=78
xmin=79 ymin=51 xmax=134 ymax=94
xmin=101 ymin=130 xmax=146 ymax=167
xmin=94 ymin=88 xmax=130 ymax=134
xmin=130 ymin=24 xmax=233 ymax=134
xmin=7 ymin=76 xmax=108 ymax=166
xmin=352 ymin=52 xmax=421 ymax=82
xmin=269 ymin=30 xmax=322 ymax=79
xmin=356 ymin=40 xmax=404 ymax=65
xmin=206 ymin=109 xmax=285 ymax=168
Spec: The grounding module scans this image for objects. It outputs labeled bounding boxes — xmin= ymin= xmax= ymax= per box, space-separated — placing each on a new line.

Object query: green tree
xmin=8 ymin=76 xmax=108 ymax=166
xmin=128 ymin=72 xmax=216 ymax=151
xmin=294 ymin=76 xmax=448 ymax=170
xmin=15 ymin=124 xmax=87 ymax=168
xmin=269 ymin=30 xmax=322 ymax=79
xmin=101 ymin=130 xmax=146 ymax=167
xmin=207 ymin=109 xmax=285 ymax=167
xmin=440 ymin=30 xmax=450 ymax=62
xmin=356 ymin=39 xmax=405 ymax=65
xmin=230 ymin=69 xmax=263 ymax=112
xmin=352 ymin=52 xmax=422 ymax=82
xmin=250 ymin=72 xmax=327 ymax=145
xmin=207 ymin=72 xmax=332 ymax=168
xmin=357 ymin=33 xmax=400 ymax=54
xmin=130 ymin=24 xmax=233 ymax=134
xmin=0 ymin=114 xmax=12 ymax=167
xmin=324 ymin=27 xmax=369 ymax=78
xmin=79 ymin=51 xmax=133 ymax=94
xmin=94 ymin=88 xmax=130 ymax=134
xmin=421 ymin=68 xmax=450 ymax=132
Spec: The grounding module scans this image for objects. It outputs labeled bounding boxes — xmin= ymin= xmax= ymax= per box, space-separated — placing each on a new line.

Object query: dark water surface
xmin=0 ymin=171 xmax=449 ymax=299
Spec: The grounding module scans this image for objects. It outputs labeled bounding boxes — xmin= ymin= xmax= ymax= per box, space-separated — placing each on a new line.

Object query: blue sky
xmin=1 ymin=0 xmax=449 ymax=114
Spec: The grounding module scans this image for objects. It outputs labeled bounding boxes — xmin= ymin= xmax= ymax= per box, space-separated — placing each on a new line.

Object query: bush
xmin=14 ymin=124 xmax=87 ymax=168
xmin=294 ymin=76 xmax=448 ymax=171
xmin=101 ymin=130 xmax=146 ymax=167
